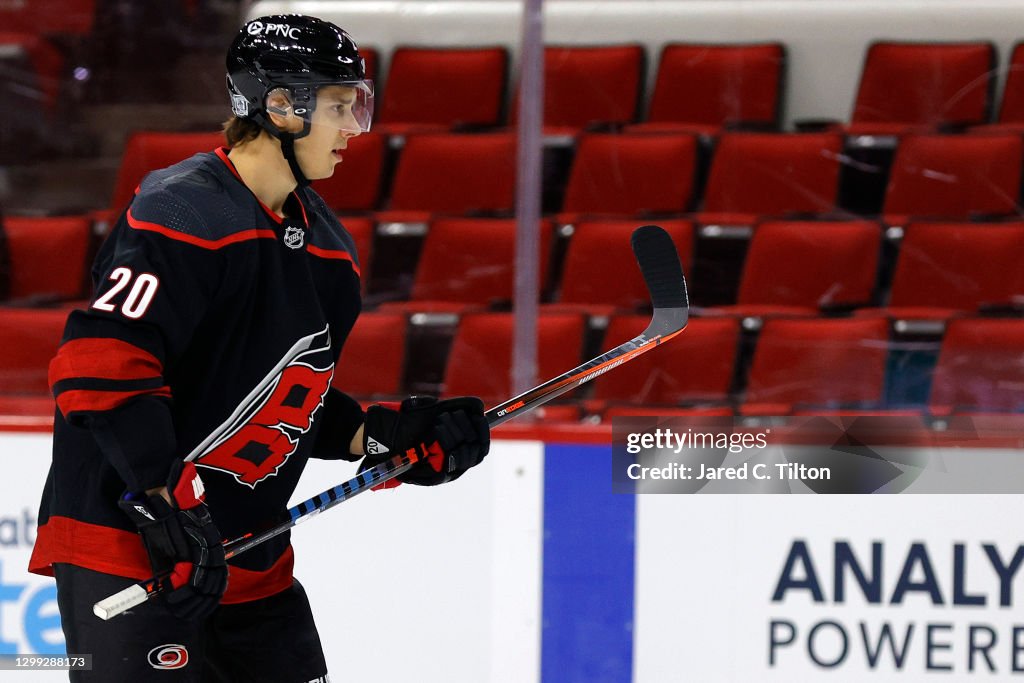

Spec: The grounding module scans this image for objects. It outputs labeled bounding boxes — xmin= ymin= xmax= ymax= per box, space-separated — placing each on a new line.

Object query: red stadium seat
xmin=553 ymin=219 xmax=694 ymax=313
xmin=4 ymin=216 xmax=93 ymax=303
xmin=332 ymin=311 xmax=408 ymax=398
xmin=443 ymin=312 xmax=586 ymax=404
xmin=0 ymin=0 xmax=96 ymax=36
xmin=511 ymin=45 xmax=644 ymax=135
xmin=383 ymin=218 xmax=554 ymax=312
xmin=876 ymin=222 xmax=1024 ymax=320
xmin=110 ymin=131 xmax=225 ymax=211
xmin=698 ymin=133 xmax=844 ymax=227
xmin=560 ymin=133 xmax=697 ymax=218
xmin=0 ymin=33 xmax=64 ymax=114
xmin=591 ymin=316 xmax=739 ymax=407
xmin=383 ymin=133 xmax=517 ymax=216
xmin=313 ymin=132 xmax=386 ymax=213
xmin=635 ymin=43 xmax=785 ymax=136
xmin=377 ymin=47 xmax=508 ymax=134
xmin=712 ymin=220 xmax=881 ymax=317
xmin=741 ymin=317 xmax=890 ymax=415
xmin=882 ymin=134 xmax=1022 ymax=226
xmin=930 ymin=318 xmax=1024 ymax=414
xmin=0 ymin=307 xmax=70 ymax=395
xmin=848 ymin=42 xmax=994 ymax=136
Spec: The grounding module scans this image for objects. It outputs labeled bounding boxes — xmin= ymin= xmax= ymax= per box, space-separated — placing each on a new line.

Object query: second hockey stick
xmin=94 ymin=224 xmax=688 ymax=620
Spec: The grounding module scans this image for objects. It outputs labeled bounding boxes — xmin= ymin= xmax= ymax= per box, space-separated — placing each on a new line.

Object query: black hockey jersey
xmin=30 ymin=147 xmax=366 ymax=603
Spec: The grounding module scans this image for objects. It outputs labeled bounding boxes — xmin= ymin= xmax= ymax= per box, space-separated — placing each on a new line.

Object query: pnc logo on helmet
xmin=248 ymin=21 xmax=301 ymax=39
xmin=148 ymin=644 xmax=189 ymax=670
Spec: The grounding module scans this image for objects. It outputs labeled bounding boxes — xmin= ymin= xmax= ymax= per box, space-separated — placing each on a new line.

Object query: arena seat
xmin=0 ymin=0 xmax=96 ymax=37
xmin=313 ymin=132 xmax=386 ymax=213
xmin=881 ymin=134 xmax=1022 ymax=227
xmin=559 ymin=133 xmax=697 ymax=219
xmin=110 ymin=131 xmax=226 ymax=211
xmin=442 ymin=312 xmax=586 ymax=404
xmin=847 ymin=41 xmax=995 ymax=136
xmin=0 ymin=33 xmax=65 ymax=114
xmin=377 ymin=47 xmax=508 ymax=134
xmin=382 ymin=217 xmax=554 ymax=313
xmin=741 ymin=317 xmax=890 ymax=415
xmin=4 ymin=216 xmax=93 ymax=304
xmin=590 ymin=316 xmax=739 ymax=408
xmin=382 ymin=132 xmax=517 ymax=218
xmin=872 ymin=222 xmax=1024 ymax=320
xmin=331 ymin=311 xmax=408 ymax=398
xmin=930 ymin=318 xmax=1024 ymax=415
xmin=697 ymin=132 xmax=844 ymax=228
xmin=512 ymin=44 xmax=645 ymax=135
xmin=551 ymin=219 xmax=694 ymax=314
xmin=708 ymin=220 xmax=881 ymax=318
xmin=633 ymin=42 xmax=785 ymax=136
xmin=0 ymin=307 xmax=71 ymax=395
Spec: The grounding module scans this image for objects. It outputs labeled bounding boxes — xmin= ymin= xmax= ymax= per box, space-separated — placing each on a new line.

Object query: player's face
xmin=295 ymin=86 xmax=364 ymax=180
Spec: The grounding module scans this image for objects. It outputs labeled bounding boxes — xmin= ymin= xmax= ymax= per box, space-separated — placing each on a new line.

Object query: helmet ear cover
xmin=263 ymin=86 xmax=315 ymax=139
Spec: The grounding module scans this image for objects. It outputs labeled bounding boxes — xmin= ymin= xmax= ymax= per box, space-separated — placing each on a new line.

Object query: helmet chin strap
xmin=257 ymin=107 xmax=313 ymax=188
xmin=277 ymin=132 xmax=311 ymax=188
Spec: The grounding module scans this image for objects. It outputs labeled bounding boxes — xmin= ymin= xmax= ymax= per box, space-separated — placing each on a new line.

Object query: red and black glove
xmin=119 ymin=460 xmax=228 ymax=620
xmin=360 ymin=396 xmax=490 ymax=487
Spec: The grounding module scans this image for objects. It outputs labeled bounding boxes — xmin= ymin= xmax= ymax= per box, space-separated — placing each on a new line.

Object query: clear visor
xmin=266 ymin=81 xmax=374 ymax=134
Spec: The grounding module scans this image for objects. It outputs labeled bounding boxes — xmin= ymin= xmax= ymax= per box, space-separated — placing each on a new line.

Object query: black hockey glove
xmin=360 ymin=396 xmax=490 ymax=487
xmin=119 ymin=460 xmax=228 ymax=621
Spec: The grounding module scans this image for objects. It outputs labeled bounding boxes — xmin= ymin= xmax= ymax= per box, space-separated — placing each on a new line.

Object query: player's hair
xmin=222 ymin=115 xmax=263 ymax=147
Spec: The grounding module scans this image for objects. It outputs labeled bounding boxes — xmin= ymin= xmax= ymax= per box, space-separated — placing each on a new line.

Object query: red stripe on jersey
xmin=126 ymin=208 xmax=276 ymax=249
xmin=307 ymin=244 xmax=361 ymax=274
xmin=219 ymin=545 xmax=295 ymax=604
xmin=31 ymin=517 xmax=295 ymax=604
xmin=49 ymin=338 xmax=163 ymax=386
xmin=30 ymin=516 xmax=151 ymax=580
xmin=56 ymin=386 xmax=172 ymax=416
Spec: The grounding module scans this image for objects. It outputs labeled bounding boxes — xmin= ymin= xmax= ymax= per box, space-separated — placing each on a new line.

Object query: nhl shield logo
xmin=284 ymin=225 xmax=305 ymax=249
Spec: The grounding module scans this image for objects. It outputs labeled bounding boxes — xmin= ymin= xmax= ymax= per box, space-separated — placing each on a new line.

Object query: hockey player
xmin=29 ymin=15 xmax=489 ymax=682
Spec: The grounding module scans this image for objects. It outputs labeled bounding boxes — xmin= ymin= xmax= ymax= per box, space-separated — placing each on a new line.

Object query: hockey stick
xmin=93 ymin=224 xmax=688 ymax=620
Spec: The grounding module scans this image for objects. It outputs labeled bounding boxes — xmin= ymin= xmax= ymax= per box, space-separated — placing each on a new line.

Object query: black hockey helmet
xmin=225 ymin=15 xmax=373 ymax=184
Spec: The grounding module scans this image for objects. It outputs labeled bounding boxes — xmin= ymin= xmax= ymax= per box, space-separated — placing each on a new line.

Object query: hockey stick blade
xmin=94 ymin=224 xmax=688 ymax=620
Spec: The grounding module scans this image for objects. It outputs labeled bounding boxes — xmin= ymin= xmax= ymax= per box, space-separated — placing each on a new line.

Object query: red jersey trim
xmin=50 ymin=338 xmax=163 ymax=386
xmin=126 ymin=208 xmax=276 ymax=250
xmin=30 ymin=516 xmax=151 ymax=580
xmin=31 ymin=516 xmax=296 ymax=604
xmin=307 ymin=244 xmax=361 ymax=274
xmin=219 ymin=545 xmax=295 ymax=604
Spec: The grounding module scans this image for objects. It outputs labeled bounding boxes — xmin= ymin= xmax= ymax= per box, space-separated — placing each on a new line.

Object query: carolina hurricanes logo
xmin=148 ymin=644 xmax=188 ymax=670
xmin=188 ymin=327 xmax=334 ymax=488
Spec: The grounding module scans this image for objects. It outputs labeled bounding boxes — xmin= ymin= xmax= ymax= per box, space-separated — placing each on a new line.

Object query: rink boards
xmin=1 ymin=431 xmax=1023 ymax=682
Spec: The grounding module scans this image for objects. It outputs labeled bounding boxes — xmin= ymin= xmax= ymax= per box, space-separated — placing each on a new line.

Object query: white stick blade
xmin=93 ymin=584 xmax=149 ymax=620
